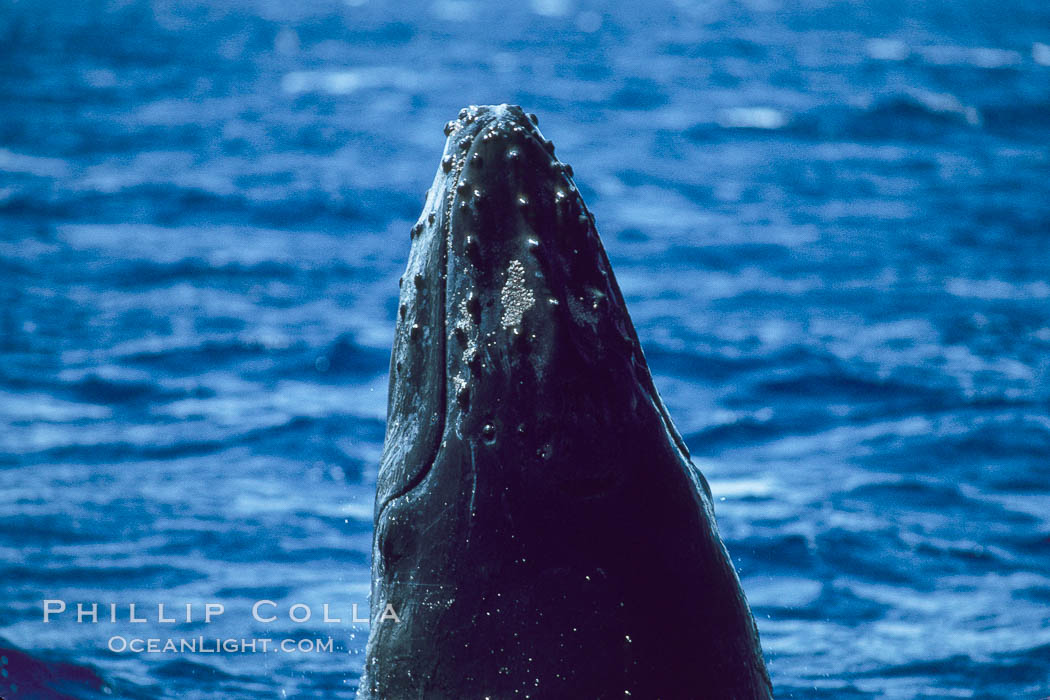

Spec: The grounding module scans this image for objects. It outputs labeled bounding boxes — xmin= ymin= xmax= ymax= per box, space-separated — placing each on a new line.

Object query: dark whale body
xmin=359 ymin=104 xmax=772 ymax=699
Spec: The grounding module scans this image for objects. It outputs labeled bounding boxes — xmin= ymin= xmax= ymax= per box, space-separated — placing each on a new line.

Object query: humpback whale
xmin=359 ymin=104 xmax=772 ymax=699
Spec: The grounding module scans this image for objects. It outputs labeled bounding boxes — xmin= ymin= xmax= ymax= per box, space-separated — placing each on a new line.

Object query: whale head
xmin=360 ymin=105 xmax=771 ymax=699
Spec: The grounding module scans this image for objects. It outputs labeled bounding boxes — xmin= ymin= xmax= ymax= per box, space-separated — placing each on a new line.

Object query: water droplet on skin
xmin=466 ymin=235 xmax=482 ymax=263
xmin=457 ymin=386 xmax=470 ymax=410
xmin=458 ymin=138 xmax=471 ymax=150
xmin=481 ymin=423 xmax=496 ymax=443
xmin=506 ymin=150 xmax=520 ymax=162
xmin=458 ymin=108 xmax=469 ymax=119
xmin=471 ymin=153 xmax=484 ymax=167
xmin=456 ymin=180 xmax=471 ymax=195
xmin=512 ymin=326 xmax=530 ymax=353
xmin=410 ymin=323 xmax=421 ymax=340
xmin=517 ymin=195 xmax=529 ymax=207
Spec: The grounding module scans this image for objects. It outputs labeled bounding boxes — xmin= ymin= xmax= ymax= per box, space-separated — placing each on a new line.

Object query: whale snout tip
xmin=445 ymin=103 xmax=530 ymax=130
xmin=442 ymin=104 xmax=555 ymax=160
xmin=443 ymin=104 xmax=576 ymax=205
xmin=430 ymin=104 xmax=585 ymax=263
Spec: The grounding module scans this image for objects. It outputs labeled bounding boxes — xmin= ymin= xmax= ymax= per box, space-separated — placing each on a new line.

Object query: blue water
xmin=2 ymin=0 xmax=1049 ymax=698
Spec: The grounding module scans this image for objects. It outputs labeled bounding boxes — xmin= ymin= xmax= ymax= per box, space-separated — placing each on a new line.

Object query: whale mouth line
xmin=375 ymin=106 xmax=555 ymax=523
xmin=373 ymin=147 xmax=462 ymax=525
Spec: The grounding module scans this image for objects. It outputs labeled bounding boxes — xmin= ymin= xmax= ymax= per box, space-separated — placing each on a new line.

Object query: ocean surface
xmin=2 ymin=0 xmax=1049 ymax=697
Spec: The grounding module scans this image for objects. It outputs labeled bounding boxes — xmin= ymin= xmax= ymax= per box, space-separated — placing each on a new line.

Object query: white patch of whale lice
xmin=457 ymin=297 xmax=477 ymax=365
xmin=500 ymin=260 xmax=535 ymax=328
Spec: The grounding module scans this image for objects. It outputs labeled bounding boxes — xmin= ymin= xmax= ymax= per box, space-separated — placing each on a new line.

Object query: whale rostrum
xmin=359 ymin=104 xmax=772 ymax=700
